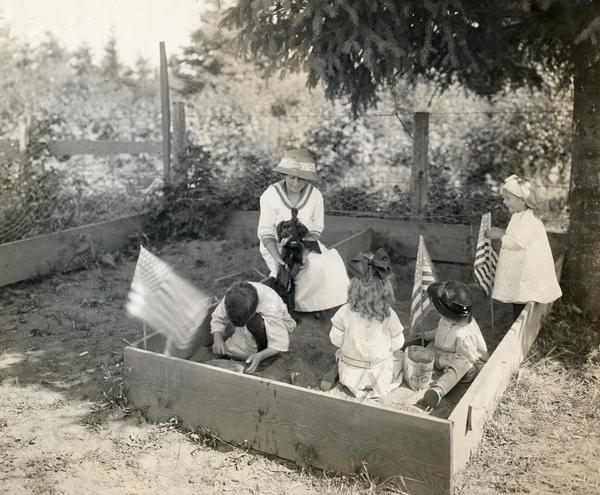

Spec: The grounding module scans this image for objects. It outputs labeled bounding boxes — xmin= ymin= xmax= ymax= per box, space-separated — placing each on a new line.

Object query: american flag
xmin=474 ymin=213 xmax=498 ymax=297
xmin=126 ymin=246 xmax=212 ymax=350
xmin=409 ymin=235 xmax=436 ymax=338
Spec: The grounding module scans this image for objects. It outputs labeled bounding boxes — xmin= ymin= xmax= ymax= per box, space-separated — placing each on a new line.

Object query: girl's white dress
xmin=258 ymin=181 xmax=349 ymax=312
xmin=329 ymin=304 xmax=405 ymax=399
xmin=492 ymin=209 xmax=562 ymax=304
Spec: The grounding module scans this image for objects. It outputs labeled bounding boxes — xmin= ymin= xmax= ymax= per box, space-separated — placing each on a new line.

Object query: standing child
xmin=422 ymin=281 xmax=489 ymax=408
xmin=487 ymin=174 xmax=562 ymax=319
xmin=211 ymin=281 xmax=296 ymax=374
xmin=329 ymin=249 xmax=405 ymax=400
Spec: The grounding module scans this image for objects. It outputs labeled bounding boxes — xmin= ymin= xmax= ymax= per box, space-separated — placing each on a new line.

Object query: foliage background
xmin=0 ymin=12 xmax=572 ymax=243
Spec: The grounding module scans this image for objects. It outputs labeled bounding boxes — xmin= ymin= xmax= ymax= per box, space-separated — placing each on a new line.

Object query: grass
xmin=454 ymin=301 xmax=600 ymax=494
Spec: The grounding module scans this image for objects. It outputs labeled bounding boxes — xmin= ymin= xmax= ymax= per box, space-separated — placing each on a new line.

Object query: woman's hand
xmin=265 ymin=239 xmax=286 ymax=266
xmin=485 ymin=226 xmax=505 ymax=240
xmin=212 ymin=332 xmax=227 ymax=355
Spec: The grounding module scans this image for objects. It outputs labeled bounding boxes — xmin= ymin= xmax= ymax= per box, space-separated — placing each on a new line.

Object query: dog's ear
xmin=297 ymin=223 xmax=308 ymax=239
xmin=303 ymin=239 xmax=321 ymax=254
xmin=276 ymin=220 xmax=285 ymax=241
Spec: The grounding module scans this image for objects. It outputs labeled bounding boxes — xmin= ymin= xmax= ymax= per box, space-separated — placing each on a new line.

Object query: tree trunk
xmin=564 ymin=49 xmax=600 ymax=319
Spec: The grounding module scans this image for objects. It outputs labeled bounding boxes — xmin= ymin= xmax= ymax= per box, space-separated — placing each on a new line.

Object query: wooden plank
xmin=411 ymin=112 xmax=429 ymax=218
xmin=221 ymin=210 xmax=473 ymax=263
xmin=125 ymin=347 xmax=453 ymax=495
xmin=0 ymin=214 xmax=147 ymax=287
xmin=47 ymin=140 xmax=161 ymax=156
xmin=330 ymin=229 xmax=373 ymax=260
xmin=0 ymin=140 xmax=19 ymax=161
xmin=159 ymin=41 xmax=171 ymax=183
xmin=449 ymin=254 xmax=565 ymax=474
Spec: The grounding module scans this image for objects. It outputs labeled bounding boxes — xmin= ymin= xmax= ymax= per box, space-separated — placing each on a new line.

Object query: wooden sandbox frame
xmin=0 ymin=211 xmax=564 ymax=494
xmin=121 ymin=212 xmax=565 ymax=495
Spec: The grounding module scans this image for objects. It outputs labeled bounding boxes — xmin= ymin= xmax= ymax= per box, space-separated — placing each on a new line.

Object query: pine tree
xmin=100 ymin=35 xmax=121 ymax=80
xmin=222 ymin=0 xmax=600 ymax=318
xmin=72 ymin=43 xmax=95 ymax=77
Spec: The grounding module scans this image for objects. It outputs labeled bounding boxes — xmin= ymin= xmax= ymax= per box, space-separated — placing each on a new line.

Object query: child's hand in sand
xmin=244 ymin=353 xmax=262 ymax=374
xmin=212 ymin=332 xmax=227 ymax=355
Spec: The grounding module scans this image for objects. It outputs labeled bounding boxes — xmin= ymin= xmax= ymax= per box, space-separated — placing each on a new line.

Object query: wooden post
xmin=18 ymin=115 xmax=32 ymax=179
xmin=159 ymin=42 xmax=171 ymax=185
xmin=411 ymin=112 xmax=429 ymax=219
xmin=172 ymin=101 xmax=187 ymax=185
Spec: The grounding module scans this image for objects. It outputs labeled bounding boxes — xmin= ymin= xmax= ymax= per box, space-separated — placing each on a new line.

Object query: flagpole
xmin=143 ymin=322 xmax=148 ymax=350
xmin=420 ymin=243 xmax=425 ymax=348
xmin=490 ymin=296 xmax=495 ymax=339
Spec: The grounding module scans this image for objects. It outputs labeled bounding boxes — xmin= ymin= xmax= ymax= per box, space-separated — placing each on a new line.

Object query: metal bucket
xmin=403 ymin=345 xmax=435 ymax=391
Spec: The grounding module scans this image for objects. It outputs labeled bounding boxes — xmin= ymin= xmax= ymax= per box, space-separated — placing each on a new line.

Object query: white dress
xmin=492 ymin=209 xmax=562 ymax=304
xmin=210 ymin=282 xmax=296 ymax=358
xmin=329 ymin=304 xmax=405 ymax=399
xmin=257 ymin=181 xmax=350 ymax=312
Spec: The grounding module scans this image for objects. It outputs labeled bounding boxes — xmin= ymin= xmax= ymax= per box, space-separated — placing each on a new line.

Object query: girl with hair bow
xmin=487 ymin=174 xmax=562 ymax=320
xmin=328 ymin=249 xmax=405 ymax=400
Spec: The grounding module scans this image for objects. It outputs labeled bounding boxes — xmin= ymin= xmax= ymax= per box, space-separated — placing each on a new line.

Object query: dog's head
xmin=276 ymin=208 xmax=308 ymax=248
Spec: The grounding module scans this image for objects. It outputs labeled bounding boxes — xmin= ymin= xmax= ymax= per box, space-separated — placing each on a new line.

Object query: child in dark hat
xmin=211 ymin=281 xmax=296 ymax=373
xmin=328 ymin=249 xmax=405 ymax=400
xmin=422 ymin=281 xmax=488 ymax=408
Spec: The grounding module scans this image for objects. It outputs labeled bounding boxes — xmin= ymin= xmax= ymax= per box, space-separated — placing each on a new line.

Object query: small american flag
xmin=126 ymin=246 xmax=212 ymax=350
xmin=409 ymin=235 xmax=436 ymax=338
xmin=474 ymin=213 xmax=498 ymax=297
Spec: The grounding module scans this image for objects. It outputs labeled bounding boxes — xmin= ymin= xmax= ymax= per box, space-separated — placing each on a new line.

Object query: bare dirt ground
xmin=1 ymin=238 xmax=599 ymax=494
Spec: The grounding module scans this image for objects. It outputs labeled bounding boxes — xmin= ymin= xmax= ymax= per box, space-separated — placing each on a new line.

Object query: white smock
xmin=329 ymin=304 xmax=405 ymax=399
xmin=492 ymin=209 xmax=562 ymax=304
xmin=210 ymin=282 xmax=296 ymax=358
xmin=424 ymin=318 xmax=488 ymax=369
xmin=257 ymin=181 xmax=349 ymax=312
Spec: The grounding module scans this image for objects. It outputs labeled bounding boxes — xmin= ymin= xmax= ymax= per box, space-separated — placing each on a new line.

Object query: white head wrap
xmin=502 ymin=174 xmax=538 ymax=210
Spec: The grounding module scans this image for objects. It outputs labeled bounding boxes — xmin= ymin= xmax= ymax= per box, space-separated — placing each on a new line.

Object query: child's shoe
xmin=423 ymin=386 xmax=443 ymax=408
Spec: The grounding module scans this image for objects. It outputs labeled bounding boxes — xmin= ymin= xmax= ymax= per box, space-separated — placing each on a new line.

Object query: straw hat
xmin=273 ymin=149 xmax=318 ymax=181
xmin=427 ymin=281 xmax=473 ymax=324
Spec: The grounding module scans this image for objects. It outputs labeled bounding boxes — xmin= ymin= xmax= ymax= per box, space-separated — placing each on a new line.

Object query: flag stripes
xmin=409 ymin=235 xmax=437 ymax=338
xmin=474 ymin=213 xmax=498 ymax=297
xmin=126 ymin=246 xmax=212 ymax=350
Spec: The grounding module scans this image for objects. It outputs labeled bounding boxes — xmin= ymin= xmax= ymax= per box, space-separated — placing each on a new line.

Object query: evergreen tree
xmin=100 ymin=34 xmax=121 ymax=80
xmin=71 ymin=43 xmax=95 ymax=77
xmin=223 ymin=0 xmax=600 ymax=318
xmin=135 ymin=55 xmax=153 ymax=81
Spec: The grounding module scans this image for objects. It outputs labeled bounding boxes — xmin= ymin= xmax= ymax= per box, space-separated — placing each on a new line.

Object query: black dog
xmin=265 ymin=208 xmax=321 ymax=313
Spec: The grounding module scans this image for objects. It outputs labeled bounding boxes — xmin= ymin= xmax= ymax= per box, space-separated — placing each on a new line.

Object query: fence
xmin=0 ymin=41 xmax=572 ymax=244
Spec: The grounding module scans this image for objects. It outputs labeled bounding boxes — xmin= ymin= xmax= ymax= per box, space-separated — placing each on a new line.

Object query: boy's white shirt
xmin=425 ymin=318 xmax=489 ymax=365
xmin=210 ymin=282 xmax=296 ymax=352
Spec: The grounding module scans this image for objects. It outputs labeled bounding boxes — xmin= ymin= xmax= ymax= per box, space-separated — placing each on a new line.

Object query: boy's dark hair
xmin=224 ymin=281 xmax=259 ymax=327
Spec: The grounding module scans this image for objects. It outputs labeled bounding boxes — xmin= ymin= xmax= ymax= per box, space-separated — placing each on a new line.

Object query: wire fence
xmin=0 ymin=83 xmax=572 ymax=244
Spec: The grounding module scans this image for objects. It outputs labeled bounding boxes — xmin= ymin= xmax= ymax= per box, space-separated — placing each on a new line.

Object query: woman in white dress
xmin=257 ymin=149 xmax=349 ymax=312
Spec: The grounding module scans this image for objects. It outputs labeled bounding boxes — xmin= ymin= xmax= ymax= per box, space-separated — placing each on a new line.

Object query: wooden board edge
xmin=47 ymin=140 xmax=162 ymax=156
xmin=0 ymin=214 xmax=148 ymax=287
xmin=124 ymin=346 xmax=453 ymax=495
xmin=222 ymin=210 xmax=473 ymax=263
xmin=448 ymin=255 xmax=565 ymax=474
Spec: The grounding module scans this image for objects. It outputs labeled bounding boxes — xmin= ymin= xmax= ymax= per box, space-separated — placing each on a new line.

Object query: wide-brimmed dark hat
xmin=427 ymin=281 xmax=473 ymax=324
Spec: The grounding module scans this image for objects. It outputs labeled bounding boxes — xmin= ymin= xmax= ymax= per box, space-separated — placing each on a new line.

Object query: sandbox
xmin=121 ymin=212 xmax=565 ymax=495
xmin=0 ymin=211 xmax=564 ymax=495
